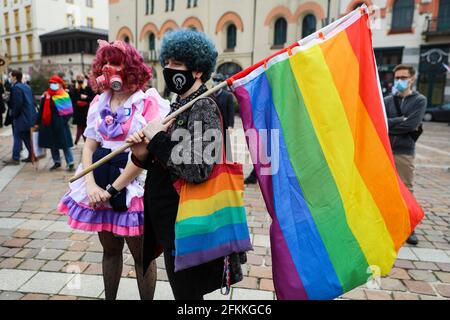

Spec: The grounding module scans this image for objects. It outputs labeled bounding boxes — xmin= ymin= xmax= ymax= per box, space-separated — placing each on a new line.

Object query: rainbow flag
xmin=52 ymin=91 xmax=73 ymax=117
xmin=229 ymin=7 xmax=424 ymax=300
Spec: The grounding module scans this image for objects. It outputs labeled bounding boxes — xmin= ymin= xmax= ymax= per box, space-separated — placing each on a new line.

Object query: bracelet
xmin=106 ymin=184 xmax=121 ymax=198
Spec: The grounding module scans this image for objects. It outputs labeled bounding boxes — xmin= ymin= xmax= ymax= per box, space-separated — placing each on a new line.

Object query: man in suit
xmin=3 ymin=70 xmax=37 ymax=165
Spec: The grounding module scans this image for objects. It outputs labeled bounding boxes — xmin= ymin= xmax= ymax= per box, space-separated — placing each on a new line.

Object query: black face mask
xmin=163 ymin=68 xmax=197 ymax=95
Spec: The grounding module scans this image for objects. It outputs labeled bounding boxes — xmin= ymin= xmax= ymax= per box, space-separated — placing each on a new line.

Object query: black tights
xmin=98 ymin=231 xmax=157 ymax=300
xmin=75 ymin=125 xmax=86 ymax=145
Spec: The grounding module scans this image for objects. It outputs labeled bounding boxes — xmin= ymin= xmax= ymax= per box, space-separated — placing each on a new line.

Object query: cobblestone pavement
xmin=0 ymin=120 xmax=449 ymax=300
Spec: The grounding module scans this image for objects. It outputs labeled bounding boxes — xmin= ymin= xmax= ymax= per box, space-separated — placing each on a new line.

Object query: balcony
xmin=423 ymin=17 xmax=450 ymax=40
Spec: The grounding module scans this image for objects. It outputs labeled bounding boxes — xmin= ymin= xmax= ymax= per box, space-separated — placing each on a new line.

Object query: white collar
xmin=98 ymin=90 xmax=146 ymax=110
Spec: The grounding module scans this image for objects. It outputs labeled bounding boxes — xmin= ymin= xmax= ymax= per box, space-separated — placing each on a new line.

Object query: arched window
xmin=274 ymin=17 xmax=287 ymax=46
xmin=226 ymin=24 xmax=237 ymax=50
xmin=302 ymin=14 xmax=316 ymax=38
xmin=438 ymin=0 xmax=450 ymax=32
xmin=391 ymin=0 xmax=414 ymax=31
xmin=148 ymin=33 xmax=155 ymax=51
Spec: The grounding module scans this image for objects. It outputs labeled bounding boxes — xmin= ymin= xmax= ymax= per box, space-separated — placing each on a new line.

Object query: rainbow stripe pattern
xmin=53 ymin=91 xmax=73 ymax=116
xmin=174 ymin=163 xmax=252 ymax=272
xmin=230 ymin=8 xmax=424 ymax=300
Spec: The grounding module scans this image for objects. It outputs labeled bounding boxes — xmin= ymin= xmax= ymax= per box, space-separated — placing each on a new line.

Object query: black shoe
xmin=50 ymin=163 xmax=62 ymax=171
xmin=66 ymin=164 xmax=75 ymax=172
xmin=3 ymin=159 xmax=20 ymax=166
xmin=244 ymin=170 xmax=258 ymax=185
xmin=406 ymin=231 xmax=419 ymax=245
xmin=21 ymin=158 xmax=33 ymax=163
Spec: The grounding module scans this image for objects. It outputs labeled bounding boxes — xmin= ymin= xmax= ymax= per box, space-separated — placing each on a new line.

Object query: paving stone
xmin=413 ymin=261 xmax=440 ymax=271
xmin=246 ymin=254 xmax=264 ymax=266
xmin=434 ymin=272 xmax=450 ymax=283
xmin=408 ymin=270 xmax=437 ymax=282
xmin=0 ymin=218 xmax=27 ymax=229
xmin=21 ymin=293 xmax=50 ymax=300
xmin=29 ymin=231 xmax=52 ymax=239
xmin=365 ymin=290 xmax=393 ymax=300
xmin=15 ymin=248 xmax=39 ymax=259
xmin=249 ymin=266 xmax=272 ymax=279
xmin=232 ymin=276 xmax=258 ymax=290
xmin=60 ymin=274 xmax=104 ymax=298
xmin=41 ymin=261 xmax=67 ymax=272
xmin=0 ymin=269 xmax=37 ymax=291
xmin=0 ymin=258 xmax=24 ymax=269
xmin=380 ymin=278 xmax=407 ymax=292
xmin=17 ymin=220 xmax=54 ymax=231
xmin=392 ymin=292 xmax=420 ymax=300
xmin=82 ymin=252 xmax=103 ymax=263
xmin=49 ymin=295 xmax=78 ymax=300
xmin=20 ymin=272 xmax=74 ymax=295
xmin=389 ymin=268 xmax=411 ymax=280
xmin=437 ymin=263 xmax=450 ymax=272
xmin=411 ymin=248 xmax=450 ymax=263
xmin=2 ymin=238 xmax=30 ymax=248
xmin=48 ymin=232 xmax=72 ymax=240
xmin=46 ymin=240 xmax=72 ymax=250
xmin=341 ymin=288 xmax=367 ymax=300
xmin=232 ymin=288 xmax=274 ymax=300
xmin=403 ymin=280 xmax=436 ymax=296
xmin=434 ymin=284 xmax=450 ymax=298
xmin=0 ymin=291 xmax=25 ymax=300
xmin=154 ymin=281 xmax=174 ymax=300
xmin=12 ymin=229 xmax=34 ymax=238
xmin=17 ymin=259 xmax=46 ymax=271
xmin=84 ymin=263 xmax=103 ymax=275
xmin=253 ymin=235 xmax=270 ymax=247
xmin=69 ymin=242 xmax=90 ymax=252
xmin=35 ymin=249 xmax=64 ymax=260
xmin=58 ymin=251 xmax=85 ymax=262
xmin=1 ymin=248 xmax=21 ymax=258
xmin=397 ymin=247 xmax=419 ymax=261
xmin=259 ymin=279 xmax=275 ymax=292
xmin=115 ymin=278 xmax=140 ymax=300
xmin=394 ymin=259 xmax=415 ymax=269
xmin=24 ymin=239 xmax=49 ymax=249
xmin=204 ymin=289 xmax=231 ymax=301
xmin=70 ymin=234 xmax=91 ymax=241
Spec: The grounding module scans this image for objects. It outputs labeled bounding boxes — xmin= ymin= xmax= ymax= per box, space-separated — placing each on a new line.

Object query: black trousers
xmin=163 ymin=249 xmax=224 ymax=300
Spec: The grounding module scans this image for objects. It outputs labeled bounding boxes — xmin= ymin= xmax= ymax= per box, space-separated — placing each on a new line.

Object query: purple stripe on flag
xmin=174 ymin=239 xmax=253 ymax=272
xmin=235 ymin=85 xmax=308 ymax=300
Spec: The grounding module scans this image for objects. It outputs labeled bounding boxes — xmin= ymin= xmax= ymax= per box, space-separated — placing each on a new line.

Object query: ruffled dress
xmin=58 ymin=89 xmax=170 ymax=237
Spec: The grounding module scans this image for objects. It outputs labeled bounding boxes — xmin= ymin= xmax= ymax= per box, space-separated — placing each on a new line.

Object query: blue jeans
xmin=50 ymin=147 xmax=74 ymax=166
xmin=12 ymin=125 xmax=32 ymax=161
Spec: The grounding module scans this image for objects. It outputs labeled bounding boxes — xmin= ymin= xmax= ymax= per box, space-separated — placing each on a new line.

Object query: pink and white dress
xmin=58 ymin=89 xmax=170 ymax=237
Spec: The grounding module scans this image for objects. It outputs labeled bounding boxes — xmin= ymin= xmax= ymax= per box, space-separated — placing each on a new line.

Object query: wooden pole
xmin=69 ymin=81 xmax=229 ymax=183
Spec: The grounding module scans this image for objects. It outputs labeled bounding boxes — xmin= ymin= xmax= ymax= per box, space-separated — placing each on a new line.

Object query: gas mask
xmin=96 ymin=65 xmax=124 ymax=91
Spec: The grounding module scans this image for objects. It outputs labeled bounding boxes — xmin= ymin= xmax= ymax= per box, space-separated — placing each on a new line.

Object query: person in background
xmin=2 ymin=70 xmax=37 ymax=165
xmin=70 ymin=74 xmax=95 ymax=145
xmin=0 ymin=80 xmax=5 ymax=128
xmin=384 ymin=64 xmax=427 ymax=246
xmin=212 ymin=73 xmax=235 ymax=162
xmin=36 ymin=75 xmax=75 ymax=172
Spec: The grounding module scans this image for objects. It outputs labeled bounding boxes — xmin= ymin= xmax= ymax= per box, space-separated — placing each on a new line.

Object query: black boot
xmin=244 ymin=169 xmax=258 ymax=185
xmin=406 ymin=231 xmax=419 ymax=245
xmin=66 ymin=164 xmax=75 ymax=172
xmin=50 ymin=163 xmax=62 ymax=171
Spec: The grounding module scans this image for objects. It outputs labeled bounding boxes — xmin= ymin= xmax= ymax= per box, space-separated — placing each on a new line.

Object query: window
xmin=274 ymin=18 xmax=287 ymax=46
xmin=13 ymin=9 xmax=18 ymax=32
xmin=146 ymin=0 xmax=154 ymax=15
xmin=15 ymin=36 xmax=21 ymax=61
xmin=4 ymin=12 xmax=9 ymax=34
xmin=149 ymin=33 xmax=155 ymax=50
xmin=87 ymin=17 xmax=94 ymax=28
xmin=217 ymin=62 xmax=242 ymax=79
xmin=67 ymin=14 xmax=75 ymax=27
xmin=27 ymin=34 xmax=33 ymax=59
xmin=166 ymin=0 xmax=174 ymax=11
xmin=86 ymin=0 xmax=93 ymax=7
xmin=187 ymin=0 xmax=197 ymax=8
xmin=391 ymin=0 xmax=414 ymax=32
xmin=124 ymin=36 xmax=130 ymax=43
xmin=226 ymin=24 xmax=237 ymax=50
xmin=302 ymin=14 xmax=316 ymax=38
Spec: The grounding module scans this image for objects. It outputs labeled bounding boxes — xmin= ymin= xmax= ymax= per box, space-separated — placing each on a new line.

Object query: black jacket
xmin=384 ymin=91 xmax=427 ymax=156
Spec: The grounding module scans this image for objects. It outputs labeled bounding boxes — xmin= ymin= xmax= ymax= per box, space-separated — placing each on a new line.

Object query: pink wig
xmin=90 ymin=41 xmax=152 ymax=93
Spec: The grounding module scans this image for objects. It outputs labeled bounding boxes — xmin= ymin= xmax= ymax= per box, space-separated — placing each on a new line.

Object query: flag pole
xmin=68 ymin=81 xmax=228 ymax=183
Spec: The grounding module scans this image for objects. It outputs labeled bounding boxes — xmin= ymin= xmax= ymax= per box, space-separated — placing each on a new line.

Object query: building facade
xmin=341 ymin=0 xmax=450 ymax=107
xmin=0 ymin=0 xmax=109 ymax=79
xmin=109 ymin=0 xmax=339 ymax=92
xmin=109 ymin=0 xmax=449 ymax=107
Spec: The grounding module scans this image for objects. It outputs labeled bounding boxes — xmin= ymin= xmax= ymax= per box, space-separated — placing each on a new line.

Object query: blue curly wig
xmin=160 ymin=29 xmax=218 ymax=83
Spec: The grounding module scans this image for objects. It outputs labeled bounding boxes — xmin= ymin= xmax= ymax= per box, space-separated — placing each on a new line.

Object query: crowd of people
xmin=0 ymin=28 xmax=434 ymax=300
